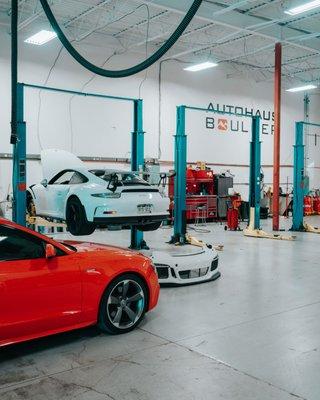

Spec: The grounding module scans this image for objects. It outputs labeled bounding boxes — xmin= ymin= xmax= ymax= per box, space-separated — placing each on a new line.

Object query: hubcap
xmin=107 ymin=279 xmax=145 ymax=329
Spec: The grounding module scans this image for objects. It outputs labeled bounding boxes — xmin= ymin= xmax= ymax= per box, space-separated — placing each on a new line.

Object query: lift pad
xmin=244 ymin=208 xmax=296 ymax=241
xmin=243 ymin=227 xmax=296 ymax=241
xmin=304 ymin=223 xmax=320 ymax=234
xmin=27 ymin=216 xmax=66 ymax=228
xmin=185 ymin=233 xmax=224 ymax=251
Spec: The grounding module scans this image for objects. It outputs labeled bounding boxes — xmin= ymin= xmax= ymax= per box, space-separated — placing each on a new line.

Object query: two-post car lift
xmin=11 ymin=82 xmax=147 ymax=250
xmin=171 ymin=104 xmax=262 ymax=243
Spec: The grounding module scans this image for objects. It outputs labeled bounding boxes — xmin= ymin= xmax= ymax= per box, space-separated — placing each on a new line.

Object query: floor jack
xmin=243 ymin=208 xmax=296 ymax=241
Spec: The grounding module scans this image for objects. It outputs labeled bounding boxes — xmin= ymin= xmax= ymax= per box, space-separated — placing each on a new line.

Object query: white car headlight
xmin=91 ymin=193 xmax=121 ymax=198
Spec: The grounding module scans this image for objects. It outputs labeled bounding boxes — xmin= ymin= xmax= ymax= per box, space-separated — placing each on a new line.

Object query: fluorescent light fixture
xmin=184 ymin=61 xmax=218 ymax=72
xmin=284 ymin=0 xmax=320 ymax=15
xmin=286 ymin=84 xmax=317 ymax=92
xmin=25 ymin=30 xmax=57 ymax=45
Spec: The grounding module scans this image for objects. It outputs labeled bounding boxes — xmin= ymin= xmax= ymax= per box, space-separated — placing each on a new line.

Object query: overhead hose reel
xmin=39 ymin=0 xmax=203 ymax=78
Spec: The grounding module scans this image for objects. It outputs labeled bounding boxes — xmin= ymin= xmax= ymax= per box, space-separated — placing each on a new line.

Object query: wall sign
xmin=206 ymin=102 xmax=275 ymax=135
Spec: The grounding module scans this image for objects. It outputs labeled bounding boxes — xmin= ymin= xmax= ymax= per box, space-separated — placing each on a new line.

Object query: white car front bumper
xmin=149 ymin=246 xmax=220 ymax=285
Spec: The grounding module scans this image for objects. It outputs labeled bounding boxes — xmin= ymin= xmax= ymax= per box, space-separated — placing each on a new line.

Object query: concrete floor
xmin=1 ymin=216 xmax=320 ymax=400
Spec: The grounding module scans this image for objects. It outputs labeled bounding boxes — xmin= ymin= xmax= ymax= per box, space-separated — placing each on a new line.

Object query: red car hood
xmin=59 ymin=240 xmax=141 ymax=256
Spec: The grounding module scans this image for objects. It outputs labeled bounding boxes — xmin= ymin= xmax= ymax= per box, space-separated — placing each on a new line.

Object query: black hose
xmin=39 ymin=0 xmax=203 ymax=78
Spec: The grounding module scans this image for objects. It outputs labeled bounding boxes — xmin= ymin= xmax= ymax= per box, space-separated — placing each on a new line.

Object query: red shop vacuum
xmin=225 ymin=195 xmax=242 ymax=231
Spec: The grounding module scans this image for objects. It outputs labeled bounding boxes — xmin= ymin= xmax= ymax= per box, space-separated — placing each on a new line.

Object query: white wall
xmin=0 ymin=32 xmax=320 ymax=202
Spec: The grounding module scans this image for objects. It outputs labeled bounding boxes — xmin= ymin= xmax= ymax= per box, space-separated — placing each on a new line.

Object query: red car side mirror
xmin=45 ymin=244 xmax=56 ymax=259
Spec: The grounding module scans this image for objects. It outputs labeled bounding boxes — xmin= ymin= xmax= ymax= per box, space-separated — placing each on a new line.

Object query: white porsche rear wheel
xmin=66 ymin=197 xmax=96 ymax=236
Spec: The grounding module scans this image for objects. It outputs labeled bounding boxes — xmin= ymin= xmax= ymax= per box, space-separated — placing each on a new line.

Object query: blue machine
xmin=292 ymin=121 xmax=320 ymax=231
xmin=11 ymin=83 xmax=146 ymax=250
xmin=172 ymin=105 xmax=261 ymax=244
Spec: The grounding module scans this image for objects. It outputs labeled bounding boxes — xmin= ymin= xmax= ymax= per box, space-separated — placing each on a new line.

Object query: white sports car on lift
xmin=27 ymin=150 xmax=169 ymax=236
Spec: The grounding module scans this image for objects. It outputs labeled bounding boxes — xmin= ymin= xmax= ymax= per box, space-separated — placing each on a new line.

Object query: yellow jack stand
xmin=304 ymin=223 xmax=320 ymax=234
xmin=243 ymin=208 xmax=296 ymax=241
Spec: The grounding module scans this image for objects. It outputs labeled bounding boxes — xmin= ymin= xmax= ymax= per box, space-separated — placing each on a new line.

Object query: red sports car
xmin=0 ymin=218 xmax=159 ymax=347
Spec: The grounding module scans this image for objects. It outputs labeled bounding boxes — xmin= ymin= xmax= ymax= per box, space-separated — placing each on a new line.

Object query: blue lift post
xmin=292 ymin=122 xmax=305 ymax=231
xmin=172 ymin=105 xmax=187 ymax=244
xmin=12 ymin=83 xmax=27 ymax=226
xmin=292 ymin=121 xmax=320 ymax=231
xmin=249 ymin=116 xmax=261 ymax=230
xmin=11 ymin=83 xmax=146 ymax=250
xmin=130 ymin=99 xmax=147 ymax=249
xmin=172 ymin=105 xmax=261 ymax=243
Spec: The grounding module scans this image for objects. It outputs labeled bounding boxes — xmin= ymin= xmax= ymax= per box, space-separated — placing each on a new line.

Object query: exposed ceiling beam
xmin=220 ymin=31 xmax=320 ymax=66
xmin=143 ymin=0 xmax=320 ymax=59
xmin=64 ymin=0 xmax=113 ymax=27
xmin=112 ymin=9 xmax=169 ymax=37
xmin=17 ymin=0 xmax=61 ymax=31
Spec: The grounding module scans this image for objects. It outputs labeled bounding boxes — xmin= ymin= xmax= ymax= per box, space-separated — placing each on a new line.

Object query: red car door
xmin=0 ymin=225 xmax=82 ymax=345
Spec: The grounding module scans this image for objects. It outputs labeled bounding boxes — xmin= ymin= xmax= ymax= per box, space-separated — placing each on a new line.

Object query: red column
xmin=273 ymin=42 xmax=282 ymax=231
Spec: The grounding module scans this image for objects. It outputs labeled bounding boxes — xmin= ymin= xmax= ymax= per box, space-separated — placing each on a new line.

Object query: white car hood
xmin=41 ymin=149 xmax=85 ymax=181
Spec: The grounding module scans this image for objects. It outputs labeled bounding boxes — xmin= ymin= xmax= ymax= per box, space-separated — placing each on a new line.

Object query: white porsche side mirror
xmin=41 ymin=179 xmax=48 ymax=188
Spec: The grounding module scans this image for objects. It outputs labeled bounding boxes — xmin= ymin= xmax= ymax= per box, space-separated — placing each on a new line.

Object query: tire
xmin=136 ymin=221 xmax=162 ymax=232
xmin=98 ymin=273 xmax=148 ymax=335
xmin=26 ymin=192 xmax=36 ymax=218
xmin=66 ymin=197 xmax=96 ymax=236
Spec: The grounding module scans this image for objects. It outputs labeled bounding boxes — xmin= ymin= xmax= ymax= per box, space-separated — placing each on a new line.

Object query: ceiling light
xmin=284 ymin=0 xmax=320 ymax=15
xmin=25 ymin=30 xmax=57 ymax=45
xmin=184 ymin=61 xmax=218 ymax=72
xmin=286 ymin=84 xmax=317 ymax=92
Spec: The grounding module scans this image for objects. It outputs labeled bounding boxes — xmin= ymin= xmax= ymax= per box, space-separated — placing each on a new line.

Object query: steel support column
xmin=172 ymin=106 xmax=187 ymax=244
xmin=273 ymin=42 xmax=282 ymax=231
xmin=292 ymin=122 xmax=305 ymax=231
xmin=130 ymin=99 xmax=146 ymax=249
xmin=12 ymin=83 xmax=27 ymax=225
xmin=11 ymin=0 xmax=18 ymax=146
xmin=249 ymin=116 xmax=261 ymax=230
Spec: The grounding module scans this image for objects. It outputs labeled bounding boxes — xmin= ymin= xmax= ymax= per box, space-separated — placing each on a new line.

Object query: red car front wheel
xmin=98 ymin=274 xmax=148 ymax=334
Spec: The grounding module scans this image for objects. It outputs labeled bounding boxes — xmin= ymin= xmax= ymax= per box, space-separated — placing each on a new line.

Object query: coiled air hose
xmin=39 ymin=0 xmax=203 ymax=78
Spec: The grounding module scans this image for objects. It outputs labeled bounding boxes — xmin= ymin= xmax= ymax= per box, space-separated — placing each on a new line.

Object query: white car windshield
xmin=90 ymin=170 xmax=150 ymax=186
